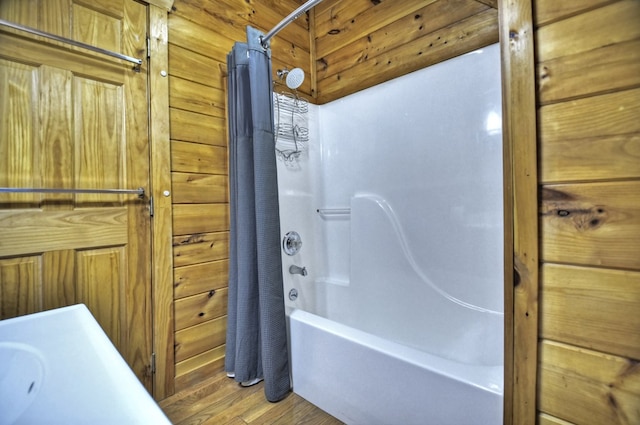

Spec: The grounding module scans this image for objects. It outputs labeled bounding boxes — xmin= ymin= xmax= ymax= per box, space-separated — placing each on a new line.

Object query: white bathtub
xmin=289 ymin=309 xmax=502 ymax=425
xmin=285 ymin=195 xmax=504 ymax=423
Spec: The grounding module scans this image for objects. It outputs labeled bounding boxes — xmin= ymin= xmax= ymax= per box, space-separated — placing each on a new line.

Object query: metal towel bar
xmin=0 ymin=187 xmax=145 ymax=198
xmin=0 ymin=18 xmax=143 ymax=71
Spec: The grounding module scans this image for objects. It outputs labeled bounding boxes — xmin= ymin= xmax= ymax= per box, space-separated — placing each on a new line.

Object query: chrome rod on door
xmin=0 ymin=18 xmax=143 ymax=71
xmin=0 ymin=187 xmax=145 ymax=198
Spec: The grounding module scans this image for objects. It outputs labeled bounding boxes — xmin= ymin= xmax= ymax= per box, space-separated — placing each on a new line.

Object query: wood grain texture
xmin=1 ymin=1 xmax=153 ymax=392
xmin=538 ymin=39 xmax=640 ymax=105
xmin=536 ymin=0 xmax=640 ymax=63
xmin=173 ymin=232 xmax=229 ymax=268
xmin=499 ymin=0 xmax=539 ymax=423
xmin=0 ymin=58 xmax=39 ymax=207
xmin=42 ymin=250 xmax=75 ymax=311
xmin=40 ymin=66 xmax=73 ymax=206
xmin=0 ymin=256 xmax=42 ymax=319
xmin=75 ymin=0 xmax=124 ymax=18
xmin=0 ymin=0 xmax=39 ymax=27
xmin=473 ymin=0 xmax=498 ymax=8
xmin=169 ymin=43 xmax=225 ymax=87
xmin=173 ymin=0 xmax=309 ymax=49
xmin=121 ymin=0 xmax=153 ymax=392
xmin=315 ymin=0 xmax=437 ymax=58
xmin=317 ymin=8 xmax=498 ymax=103
xmin=175 ymin=288 xmax=228 ymax=331
xmin=540 ymin=182 xmax=640 ymax=270
xmin=540 ymin=263 xmax=640 ymax=359
xmin=144 ymin=0 xmax=174 ymax=11
xmin=535 ymin=1 xmax=640 ymax=422
xmin=313 ymin=0 xmax=501 ymax=102
xmin=169 ymin=0 xmax=311 ymax=97
xmin=533 ymin=0 xmax=616 ymax=26
xmin=538 ymin=413 xmax=576 ymax=425
xmin=174 ymin=346 xmax=226 ymax=392
xmin=0 ymin=32 xmax=125 ymax=83
xmin=170 ymin=109 xmax=227 ymax=147
xmin=160 ymin=371 xmax=344 ymax=425
xmin=172 ymin=204 xmax=229 ymax=236
xmin=149 ymin=3 xmax=175 ymax=400
xmin=169 ymin=76 xmax=225 ymax=117
xmin=0 ymin=209 xmax=128 ymax=256
xmin=174 ymin=315 xmax=226 ymax=362
xmin=174 ymin=260 xmax=229 ymax=299
xmin=539 ymin=88 xmax=640 ymax=143
xmin=171 ymin=172 xmax=228 ymax=204
xmin=538 ymin=340 xmax=640 ymax=425
xmin=40 ymin=0 xmax=71 ymax=36
xmin=73 ymin=2 xmax=121 ymax=52
xmin=540 ymin=133 xmax=640 ymax=184
xmin=316 ymin=0 xmax=489 ymax=81
xmin=73 ymin=76 xmax=125 ymax=205
xmin=76 ymin=247 xmax=125 ymax=351
xmin=171 ymin=140 xmax=227 ymax=174
xmin=168 ymin=13 xmax=235 ymax=62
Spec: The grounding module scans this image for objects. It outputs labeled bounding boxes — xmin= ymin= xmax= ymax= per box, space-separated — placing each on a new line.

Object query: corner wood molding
xmin=499 ymin=0 xmax=539 ymax=424
xmin=147 ymin=3 xmax=175 ymax=400
xmin=144 ymin=0 xmax=174 ymax=12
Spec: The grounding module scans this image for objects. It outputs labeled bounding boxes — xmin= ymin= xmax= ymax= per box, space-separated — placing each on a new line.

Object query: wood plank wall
xmin=166 ymin=0 xmax=309 ymax=395
xmin=312 ymin=0 xmax=498 ymax=103
xmin=534 ymin=0 xmax=640 ymax=423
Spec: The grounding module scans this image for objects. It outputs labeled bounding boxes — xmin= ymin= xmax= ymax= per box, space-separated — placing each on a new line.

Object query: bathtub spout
xmin=289 ymin=265 xmax=308 ymax=276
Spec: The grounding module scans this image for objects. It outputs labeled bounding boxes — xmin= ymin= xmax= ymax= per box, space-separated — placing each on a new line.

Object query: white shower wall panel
xmin=277 ymin=43 xmax=504 ymax=424
xmin=315 ymin=44 xmax=503 ymax=313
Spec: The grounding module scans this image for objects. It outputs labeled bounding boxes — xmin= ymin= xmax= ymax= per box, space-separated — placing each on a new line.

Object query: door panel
xmin=0 ymin=0 xmax=152 ymax=391
xmin=0 ymin=256 xmax=42 ymax=317
xmin=76 ymin=247 xmax=126 ymax=349
xmin=0 ymin=59 xmax=39 ymax=207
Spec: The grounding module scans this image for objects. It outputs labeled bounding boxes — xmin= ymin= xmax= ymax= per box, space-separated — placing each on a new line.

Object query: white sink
xmin=0 ymin=342 xmax=46 ymax=425
xmin=0 ymin=305 xmax=170 ymax=425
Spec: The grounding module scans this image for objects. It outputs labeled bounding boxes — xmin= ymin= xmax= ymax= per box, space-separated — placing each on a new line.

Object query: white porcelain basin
xmin=0 ymin=305 xmax=170 ymax=425
xmin=0 ymin=342 xmax=45 ymax=425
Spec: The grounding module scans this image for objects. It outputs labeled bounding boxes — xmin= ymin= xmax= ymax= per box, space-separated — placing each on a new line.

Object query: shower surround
xmin=277 ymin=44 xmax=504 ymax=424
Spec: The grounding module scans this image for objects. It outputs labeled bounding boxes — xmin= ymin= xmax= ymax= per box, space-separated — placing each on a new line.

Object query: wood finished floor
xmin=159 ymin=371 xmax=344 ymax=425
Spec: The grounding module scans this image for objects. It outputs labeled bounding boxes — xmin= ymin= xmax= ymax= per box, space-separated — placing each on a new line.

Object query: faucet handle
xmin=289 ymin=265 xmax=307 ymax=276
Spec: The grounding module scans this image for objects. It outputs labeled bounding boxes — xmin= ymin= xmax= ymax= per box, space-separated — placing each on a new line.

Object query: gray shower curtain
xmin=225 ymin=26 xmax=290 ymax=402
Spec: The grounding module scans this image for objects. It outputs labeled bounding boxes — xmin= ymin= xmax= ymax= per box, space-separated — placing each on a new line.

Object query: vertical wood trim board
xmin=499 ymin=0 xmax=539 ymax=424
xmin=149 ymin=4 xmax=175 ymax=400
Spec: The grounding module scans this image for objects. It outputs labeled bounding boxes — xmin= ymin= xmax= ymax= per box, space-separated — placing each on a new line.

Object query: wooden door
xmin=0 ymin=0 xmax=153 ymax=391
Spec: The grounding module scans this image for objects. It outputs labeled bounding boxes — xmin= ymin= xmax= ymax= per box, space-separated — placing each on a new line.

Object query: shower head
xmin=286 ymin=68 xmax=305 ymax=89
xmin=277 ymin=68 xmax=305 ymax=90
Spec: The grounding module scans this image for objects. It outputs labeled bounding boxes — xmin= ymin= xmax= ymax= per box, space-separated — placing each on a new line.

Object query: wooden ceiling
xmin=306 ymin=0 xmax=499 ymax=103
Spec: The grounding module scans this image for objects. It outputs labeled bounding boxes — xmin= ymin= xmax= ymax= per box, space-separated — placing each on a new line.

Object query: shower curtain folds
xmin=225 ymin=26 xmax=290 ymax=403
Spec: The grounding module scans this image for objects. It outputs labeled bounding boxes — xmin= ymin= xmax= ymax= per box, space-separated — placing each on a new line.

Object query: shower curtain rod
xmin=260 ymin=0 xmax=326 ymax=49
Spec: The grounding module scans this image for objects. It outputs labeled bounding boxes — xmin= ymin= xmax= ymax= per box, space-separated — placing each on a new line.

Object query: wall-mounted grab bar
xmin=0 ymin=187 xmax=145 ymax=199
xmin=0 ymin=18 xmax=143 ymax=71
xmin=316 ymin=208 xmax=351 ymax=217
